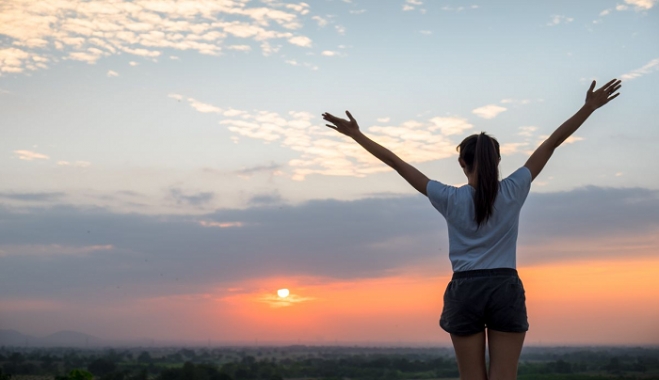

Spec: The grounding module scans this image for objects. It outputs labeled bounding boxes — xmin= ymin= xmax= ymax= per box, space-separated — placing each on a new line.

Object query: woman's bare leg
xmin=450 ymin=332 xmax=488 ymax=380
xmin=487 ymin=329 xmax=525 ymax=380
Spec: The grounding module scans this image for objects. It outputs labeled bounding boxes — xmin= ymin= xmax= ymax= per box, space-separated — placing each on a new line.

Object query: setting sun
xmin=277 ymin=288 xmax=290 ymax=298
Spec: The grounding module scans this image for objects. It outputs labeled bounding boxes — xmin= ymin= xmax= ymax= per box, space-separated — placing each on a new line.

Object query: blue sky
xmin=1 ymin=0 xmax=658 ymax=343
xmin=1 ymin=0 xmax=658 ymax=213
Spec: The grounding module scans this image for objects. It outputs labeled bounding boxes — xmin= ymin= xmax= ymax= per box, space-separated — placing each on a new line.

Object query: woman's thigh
xmin=487 ymin=329 xmax=525 ymax=380
xmin=450 ymin=332 xmax=488 ymax=380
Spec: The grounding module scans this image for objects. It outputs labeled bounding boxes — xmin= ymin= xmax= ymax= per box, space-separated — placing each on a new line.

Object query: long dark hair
xmin=457 ymin=132 xmax=501 ymax=227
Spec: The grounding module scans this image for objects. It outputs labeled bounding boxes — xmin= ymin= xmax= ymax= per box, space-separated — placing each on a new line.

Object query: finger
xmin=605 ymin=80 xmax=622 ymax=92
xmin=599 ymin=78 xmax=618 ymax=92
xmin=346 ymin=110 xmax=355 ymax=121
xmin=325 ymin=124 xmax=338 ymax=131
xmin=606 ymin=92 xmax=621 ymax=102
xmin=323 ymin=113 xmax=338 ymax=122
xmin=588 ymin=80 xmax=596 ymax=93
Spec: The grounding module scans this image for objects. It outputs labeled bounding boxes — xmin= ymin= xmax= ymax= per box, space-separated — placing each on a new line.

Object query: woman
xmin=322 ymin=78 xmax=622 ymax=380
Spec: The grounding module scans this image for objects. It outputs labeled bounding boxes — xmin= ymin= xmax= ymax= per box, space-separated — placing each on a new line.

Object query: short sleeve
xmin=501 ymin=166 xmax=532 ymax=204
xmin=426 ymin=180 xmax=451 ymax=216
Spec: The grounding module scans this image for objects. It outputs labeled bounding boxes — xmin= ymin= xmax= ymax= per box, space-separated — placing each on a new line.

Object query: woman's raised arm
xmin=524 ymin=78 xmax=622 ymax=181
xmin=322 ymin=111 xmax=429 ymax=195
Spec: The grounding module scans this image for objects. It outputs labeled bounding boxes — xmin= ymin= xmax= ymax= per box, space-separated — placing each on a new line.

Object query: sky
xmin=1 ymin=0 xmax=658 ymax=346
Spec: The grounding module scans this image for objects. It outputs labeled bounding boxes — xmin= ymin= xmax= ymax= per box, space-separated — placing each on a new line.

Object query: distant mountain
xmin=0 ymin=329 xmax=104 ymax=347
xmin=42 ymin=330 xmax=104 ymax=347
xmin=0 ymin=329 xmax=36 ymax=346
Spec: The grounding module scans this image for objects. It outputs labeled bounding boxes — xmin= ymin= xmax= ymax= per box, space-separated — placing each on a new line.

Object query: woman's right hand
xmin=585 ymin=78 xmax=622 ymax=110
xmin=322 ymin=111 xmax=361 ymax=138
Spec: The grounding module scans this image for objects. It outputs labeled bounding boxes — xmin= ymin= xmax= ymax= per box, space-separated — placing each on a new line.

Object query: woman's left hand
xmin=322 ymin=111 xmax=360 ymax=137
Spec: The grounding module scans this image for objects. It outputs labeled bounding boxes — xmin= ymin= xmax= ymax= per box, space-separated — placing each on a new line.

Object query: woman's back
xmin=427 ymin=166 xmax=532 ymax=271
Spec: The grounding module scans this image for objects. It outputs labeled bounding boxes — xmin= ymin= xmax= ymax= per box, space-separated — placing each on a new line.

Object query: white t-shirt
xmin=426 ymin=166 xmax=532 ymax=272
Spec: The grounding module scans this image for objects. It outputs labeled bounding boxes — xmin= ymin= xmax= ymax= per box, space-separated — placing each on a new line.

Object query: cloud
xmin=472 ymin=104 xmax=507 ymax=119
xmin=349 ymin=9 xmax=366 ymax=14
xmin=1 ymin=186 xmax=658 ymax=303
xmin=198 ymin=221 xmax=244 ymax=228
xmin=402 ymin=0 xmax=423 ymax=11
xmin=106 ymin=70 xmax=119 ymax=77
xmin=0 ymin=192 xmax=65 ymax=202
xmin=169 ymin=188 xmax=214 ymax=206
xmin=177 ymin=96 xmax=475 ymax=179
xmin=57 ymin=161 xmax=91 ymax=168
xmin=377 ymin=117 xmax=390 ymax=123
xmin=547 ymin=15 xmax=574 ymax=26
xmin=248 ymin=191 xmax=283 ymax=206
xmin=0 ymin=0 xmax=322 ymax=74
xmin=623 ymin=0 xmax=658 ymax=10
xmin=168 ymin=93 xmax=183 ymax=101
xmin=518 ymin=126 xmax=538 ymax=137
xmin=499 ymin=142 xmax=529 ymax=155
xmin=419 ymin=30 xmax=432 ymax=35
xmin=0 ymin=47 xmax=47 ymax=74
xmin=321 ymin=50 xmax=340 ymax=56
xmin=258 ymin=292 xmax=314 ymax=308
xmin=621 ymin=58 xmax=659 ymax=80
xmin=13 ymin=150 xmax=49 ymax=161
xmin=227 ymin=45 xmax=252 ymax=52
xmin=288 ymin=36 xmax=312 ymax=47
xmin=187 ymin=98 xmax=223 ymax=113
xmin=234 ymin=162 xmax=282 ymax=178
xmin=311 ymin=16 xmax=328 ymax=27
xmin=0 ymin=244 xmax=114 ymax=258
xmin=441 ymin=5 xmax=479 ymax=12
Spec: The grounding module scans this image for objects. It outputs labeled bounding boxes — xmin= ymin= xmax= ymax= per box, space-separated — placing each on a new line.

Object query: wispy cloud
xmin=311 ymin=15 xmax=329 ymax=27
xmin=402 ymin=0 xmax=423 ymax=12
xmin=170 ymin=188 xmax=214 ymax=206
xmin=547 ymin=15 xmax=574 ymax=26
xmin=234 ymin=162 xmax=282 ymax=178
xmin=106 ymin=70 xmax=119 ymax=77
xmin=518 ymin=126 xmax=538 ymax=137
xmin=621 ymin=58 xmax=659 ymax=80
xmin=198 ymin=221 xmax=244 ymax=228
xmin=499 ymin=142 xmax=529 ymax=155
xmin=441 ymin=5 xmax=480 ymax=12
xmin=472 ymin=104 xmax=507 ymax=119
xmin=57 ymin=161 xmax=91 ymax=168
xmin=0 ymin=244 xmax=114 ymax=258
xmin=288 ymin=36 xmax=313 ymax=47
xmin=227 ymin=45 xmax=252 ymax=52
xmin=0 ymin=191 xmax=64 ymax=201
xmin=13 ymin=150 xmax=49 ymax=161
xmin=624 ymin=0 xmax=658 ymax=10
xmin=187 ymin=98 xmax=223 ymax=113
xmin=258 ymin=292 xmax=314 ymax=308
xmin=248 ymin=191 xmax=283 ymax=206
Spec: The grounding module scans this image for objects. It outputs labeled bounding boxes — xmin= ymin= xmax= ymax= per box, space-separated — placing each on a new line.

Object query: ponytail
xmin=457 ymin=132 xmax=501 ymax=227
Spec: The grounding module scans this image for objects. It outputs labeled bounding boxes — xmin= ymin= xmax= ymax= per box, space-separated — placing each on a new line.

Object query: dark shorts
xmin=440 ymin=268 xmax=529 ymax=336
